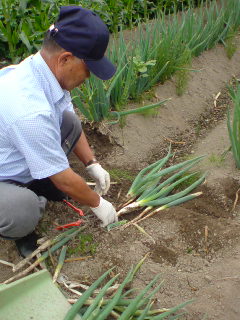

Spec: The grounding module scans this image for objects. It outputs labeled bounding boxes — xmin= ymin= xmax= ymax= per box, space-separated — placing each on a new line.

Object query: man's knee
xmin=0 ymin=184 xmax=44 ymax=238
xmin=61 ymin=111 xmax=82 ymax=155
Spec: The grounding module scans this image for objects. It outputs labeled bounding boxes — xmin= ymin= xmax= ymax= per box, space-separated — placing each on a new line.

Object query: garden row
xmin=72 ymin=0 xmax=240 ymax=123
xmin=1 ymin=0 xmax=240 ymax=125
xmin=0 ymin=0 xmax=208 ymax=63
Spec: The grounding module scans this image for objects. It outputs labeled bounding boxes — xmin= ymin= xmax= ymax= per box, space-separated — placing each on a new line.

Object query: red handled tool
xmin=55 ymin=200 xmax=85 ymax=230
xmin=63 ymin=199 xmax=84 ymax=216
xmin=55 ymin=220 xmax=83 ymax=230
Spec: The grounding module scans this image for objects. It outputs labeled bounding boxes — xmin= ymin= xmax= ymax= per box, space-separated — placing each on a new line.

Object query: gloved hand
xmin=90 ymin=197 xmax=118 ymax=227
xmin=86 ymin=163 xmax=110 ymax=195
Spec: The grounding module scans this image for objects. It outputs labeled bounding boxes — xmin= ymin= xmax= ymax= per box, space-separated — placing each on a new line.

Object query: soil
xmin=1 ymin=36 xmax=240 ymax=320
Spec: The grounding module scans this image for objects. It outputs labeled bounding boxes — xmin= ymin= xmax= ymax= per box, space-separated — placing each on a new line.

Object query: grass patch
xmin=208 ymin=153 xmax=225 ymax=166
xmin=187 ymin=247 xmax=193 ymax=254
xmin=109 ymin=168 xmax=135 ymax=182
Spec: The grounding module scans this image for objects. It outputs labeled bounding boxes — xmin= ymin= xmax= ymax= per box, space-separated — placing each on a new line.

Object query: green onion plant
xmin=227 ymin=83 xmax=240 ymax=169
xmin=72 ymin=0 xmax=240 ymax=123
xmin=53 ymin=245 xmax=67 ymax=283
xmin=117 ymin=145 xmax=206 ymax=223
xmin=4 ymin=226 xmax=87 ymax=284
xmin=64 ymin=255 xmax=192 ymax=320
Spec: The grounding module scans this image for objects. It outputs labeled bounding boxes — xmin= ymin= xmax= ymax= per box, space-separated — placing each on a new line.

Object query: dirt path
xmin=106 ymin=37 xmax=240 ymax=170
xmin=1 ymin=37 xmax=240 ymax=320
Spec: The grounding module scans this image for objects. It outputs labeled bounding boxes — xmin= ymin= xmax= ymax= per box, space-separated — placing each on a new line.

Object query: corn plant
xmin=64 ymin=256 xmax=192 ymax=319
xmin=0 ymin=0 xmax=58 ymax=62
xmin=227 ymin=83 xmax=240 ymax=169
xmin=117 ymin=146 xmax=206 ymax=224
xmin=0 ymin=0 xmax=26 ymax=62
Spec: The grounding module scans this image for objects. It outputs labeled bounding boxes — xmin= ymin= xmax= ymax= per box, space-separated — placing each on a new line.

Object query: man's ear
xmin=57 ymin=51 xmax=74 ymax=67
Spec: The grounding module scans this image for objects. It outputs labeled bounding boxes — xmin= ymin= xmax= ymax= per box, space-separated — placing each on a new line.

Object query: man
xmin=0 ymin=6 xmax=118 ymax=258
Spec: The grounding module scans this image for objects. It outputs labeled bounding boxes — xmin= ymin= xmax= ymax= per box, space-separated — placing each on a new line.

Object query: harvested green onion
xmin=4 ymin=226 xmax=87 ymax=284
xmin=53 ymin=245 xmax=67 ymax=283
xmin=64 ymin=256 xmax=192 ymax=319
xmin=117 ymin=146 xmax=206 ymax=222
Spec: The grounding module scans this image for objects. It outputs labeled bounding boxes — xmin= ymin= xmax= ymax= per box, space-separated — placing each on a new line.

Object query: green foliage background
xmin=0 ymin=0 xmax=209 ymax=63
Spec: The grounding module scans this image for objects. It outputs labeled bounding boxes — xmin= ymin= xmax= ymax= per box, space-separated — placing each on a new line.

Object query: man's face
xmin=56 ymin=53 xmax=90 ymax=91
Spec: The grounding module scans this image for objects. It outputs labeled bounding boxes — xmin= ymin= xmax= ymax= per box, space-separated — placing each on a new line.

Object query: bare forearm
xmin=50 ymin=168 xmax=100 ymax=207
xmin=74 ymin=131 xmax=95 ymax=166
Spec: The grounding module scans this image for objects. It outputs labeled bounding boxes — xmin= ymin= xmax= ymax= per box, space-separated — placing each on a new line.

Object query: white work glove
xmin=86 ymin=163 xmax=110 ymax=196
xmin=91 ymin=197 xmax=118 ymax=227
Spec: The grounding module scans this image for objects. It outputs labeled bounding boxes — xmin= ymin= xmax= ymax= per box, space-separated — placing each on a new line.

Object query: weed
xmin=208 ymin=153 xmax=225 ymax=166
xmin=176 ymin=171 xmax=203 ymax=191
xmin=108 ymin=168 xmax=135 ymax=182
xmin=68 ymin=233 xmax=97 ymax=256
xmin=187 ymin=247 xmax=193 ymax=254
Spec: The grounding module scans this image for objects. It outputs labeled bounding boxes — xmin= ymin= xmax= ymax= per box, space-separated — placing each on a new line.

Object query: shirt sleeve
xmin=64 ymin=91 xmax=75 ymax=113
xmin=8 ymin=112 xmax=70 ymax=179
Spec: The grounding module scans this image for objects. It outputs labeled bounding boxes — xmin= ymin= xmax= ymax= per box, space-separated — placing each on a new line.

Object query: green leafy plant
xmin=2 ymin=0 xmax=240 ymax=124
xmin=0 ymin=0 xmax=211 ymax=63
xmin=72 ymin=0 xmax=240 ymax=123
xmin=72 ymin=68 xmax=170 ymax=123
xmin=208 ymin=153 xmax=226 ymax=167
xmin=68 ymin=233 xmax=97 ymax=256
xmin=64 ymin=256 xmax=192 ymax=319
xmin=109 ymin=168 xmax=135 ymax=182
xmin=0 ymin=0 xmax=58 ymax=62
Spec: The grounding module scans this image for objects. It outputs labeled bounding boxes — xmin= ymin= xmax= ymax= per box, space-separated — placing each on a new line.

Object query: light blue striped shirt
xmin=0 ymin=52 xmax=74 ymax=183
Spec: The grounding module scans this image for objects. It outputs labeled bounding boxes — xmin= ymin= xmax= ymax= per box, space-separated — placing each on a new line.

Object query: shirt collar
xmin=31 ymin=51 xmax=66 ymax=104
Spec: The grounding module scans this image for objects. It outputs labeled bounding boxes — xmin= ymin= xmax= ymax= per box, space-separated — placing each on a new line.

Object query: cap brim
xmin=84 ymin=56 xmax=116 ymax=80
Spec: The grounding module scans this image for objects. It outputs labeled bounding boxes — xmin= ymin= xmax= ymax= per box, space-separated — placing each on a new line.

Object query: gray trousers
xmin=0 ymin=111 xmax=82 ymax=239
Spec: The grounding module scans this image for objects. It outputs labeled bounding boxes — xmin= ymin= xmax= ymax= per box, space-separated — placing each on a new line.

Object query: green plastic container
xmin=0 ymin=270 xmax=81 ymax=320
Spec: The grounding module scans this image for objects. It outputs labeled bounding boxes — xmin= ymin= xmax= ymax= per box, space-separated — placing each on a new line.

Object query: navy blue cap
xmin=50 ymin=6 xmax=116 ymax=80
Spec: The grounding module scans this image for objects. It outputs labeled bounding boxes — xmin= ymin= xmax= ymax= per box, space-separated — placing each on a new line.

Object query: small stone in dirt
xmin=204 ymin=275 xmax=213 ymax=283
